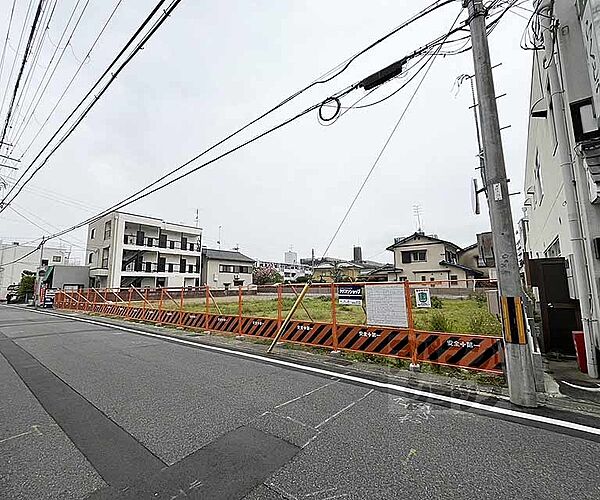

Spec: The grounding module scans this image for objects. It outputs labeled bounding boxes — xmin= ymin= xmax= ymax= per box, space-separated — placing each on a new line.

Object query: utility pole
xmin=537 ymin=0 xmax=598 ymax=377
xmin=35 ymin=237 xmax=47 ymax=307
xmin=465 ymin=0 xmax=537 ymax=406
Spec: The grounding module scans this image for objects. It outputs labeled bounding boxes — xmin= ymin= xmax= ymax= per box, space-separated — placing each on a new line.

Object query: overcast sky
xmin=0 ymin=0 xmax=532 ymax=264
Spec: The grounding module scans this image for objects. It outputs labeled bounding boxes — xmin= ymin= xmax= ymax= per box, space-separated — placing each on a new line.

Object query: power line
xmin=320 ymin=7 xmax=463 ymax=260
xmin=0 ymin=0 xmax=453 ymax=213
xmin=0 ymin=243 xmax=42 ymax=266
xmin=0 ymin=0 xmax=35 ymax=134
xmin=0 ymin=0 xmax=45 ymax=150
xmin=0 ymin=0 xmax=172 ymax=211
xmin=14 ymin=0 xmax=124 ymax=158
xmin=9 ymin=0 xmax=92 ymax=152
xmin=0 ymin=1 xmax=19 ymax=119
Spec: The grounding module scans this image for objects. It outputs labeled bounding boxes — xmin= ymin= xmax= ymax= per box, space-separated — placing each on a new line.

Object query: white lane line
xmin=314 ymin=389 xmax=374 ymax=430
xmin=273 ymin=379 xmax=339 ymax=409
xmin=14 ymin=307 xmax=600 ymax=437
xmin=0 ymin=425 xmax=42 ymax=444
xmin=562 ymin=381 xmax=600 ymax=393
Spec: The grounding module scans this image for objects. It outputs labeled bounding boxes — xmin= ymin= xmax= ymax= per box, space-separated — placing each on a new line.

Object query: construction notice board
xmin=365 ymin=284 xmax=407 ymax=327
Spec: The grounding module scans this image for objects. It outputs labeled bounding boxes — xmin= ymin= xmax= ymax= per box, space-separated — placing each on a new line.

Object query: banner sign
xmin=338 ymin=285 xmax=363 ymax=305
xmin=365 ymin=284 xmax=407 ymax=327
xmin=415 ymin=288 xmax=431 ymax=308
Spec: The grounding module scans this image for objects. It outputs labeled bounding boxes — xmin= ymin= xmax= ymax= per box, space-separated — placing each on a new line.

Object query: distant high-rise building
xmin=284 ymin=250 xmax=297 ymax=265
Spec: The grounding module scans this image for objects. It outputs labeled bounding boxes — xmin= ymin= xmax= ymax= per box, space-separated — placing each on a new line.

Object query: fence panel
xmin=54 ymin=282 xmax=504 ymax=374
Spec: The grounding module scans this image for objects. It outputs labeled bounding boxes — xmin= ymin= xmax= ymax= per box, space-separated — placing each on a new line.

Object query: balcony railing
xmin=122 ymin=261 xmax=200 ymax=273
xmin=123 ymin=234 xmax=201 ymax=252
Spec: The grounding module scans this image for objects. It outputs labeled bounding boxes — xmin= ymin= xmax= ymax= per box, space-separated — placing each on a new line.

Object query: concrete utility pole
xmin=465 ymin=0 xmax=537 ymax=406
xmin=537 ymin=0 xmax=598 ymax=377
xmin=35 ymin=237 xmax=46 ymax=307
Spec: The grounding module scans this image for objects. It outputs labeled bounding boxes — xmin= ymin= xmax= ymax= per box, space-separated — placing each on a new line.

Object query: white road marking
xmin=314 ymin=389 xmax=374 ymax=430
xmin=562 ymin=381 xmax=600 ymax=393
xmin=12 ymin=307 xmax=600 ymax=438
xmin=0 ymin=425 xmax=42 ymax=444
xmin=273 ymin=379 xmax=339 ymax=409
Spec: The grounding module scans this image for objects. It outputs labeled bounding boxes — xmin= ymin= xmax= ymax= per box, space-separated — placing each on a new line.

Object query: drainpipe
xmin=536 ymin=0 xmax=598 ymax=377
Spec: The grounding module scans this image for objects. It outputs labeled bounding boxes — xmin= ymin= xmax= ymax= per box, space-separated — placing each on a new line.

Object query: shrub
xmin=429 ymin=311 xmax=453 ymax=332
xmin=430 ymin=296 xmax=443 ymax=309
xmin=467 ymin=310 xmax=502 ymax=335
xmin=253 ymin=267 xmax=283 ymax=285
xmin=469 ymin=291 xmax=487 ymax=308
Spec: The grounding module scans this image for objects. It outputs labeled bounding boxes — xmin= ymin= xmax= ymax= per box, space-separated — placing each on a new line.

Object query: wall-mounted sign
xmin=415 ymin=288 xmax=431 ymax=308
xmin=338 ymin=285 xmax=362 ymax=305
xmin=365 ymin=284 xmax=407 ymax=327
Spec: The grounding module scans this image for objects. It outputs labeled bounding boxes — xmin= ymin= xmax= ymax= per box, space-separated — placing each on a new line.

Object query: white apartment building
xmin=522 ymin=1 xmax=600 ymax=372
xmin=0 ymin=241 xmax=71 ymax=299
xmin=86 ymin=212 xmax=202 ymax=289
xmin=256 ymin=251 xmax=311 ymax=282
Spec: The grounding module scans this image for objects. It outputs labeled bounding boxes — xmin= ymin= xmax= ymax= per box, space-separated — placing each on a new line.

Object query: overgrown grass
xmin=155 ymin=295 xmax=502 ymax=336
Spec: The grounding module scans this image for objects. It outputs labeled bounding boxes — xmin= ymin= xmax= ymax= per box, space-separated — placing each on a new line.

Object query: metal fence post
xmin=158 ymin=287 xmax=164 ymax=323
xmin=143 ymin=288 xmax=148 ymax=321
xmin=237 ymin=285 xmax=243 ymax=337
xmin=178 ymin=287 xmax=184 ymax=327
xmin=404 ymin=280 xmax=419 ymax=371
xmin=204 ymin=285 xmax=210 ymax=331
xmin=126 ymin=287 xmax=132 ymax=319
xmin=277 ymin=284 xmax=283 ymax=331
xmin=86 ymin=288 xmax=91 ymax=311
xmin=331 ymin=283 xmax=339 ymax=352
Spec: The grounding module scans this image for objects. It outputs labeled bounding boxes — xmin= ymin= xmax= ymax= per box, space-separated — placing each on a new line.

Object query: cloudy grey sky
xmin=0 ymin=0 xmax=532 ymax=264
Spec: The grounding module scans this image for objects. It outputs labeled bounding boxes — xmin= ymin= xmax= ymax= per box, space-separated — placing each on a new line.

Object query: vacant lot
xmin=155 ymin=295 xmax=502 ymax=336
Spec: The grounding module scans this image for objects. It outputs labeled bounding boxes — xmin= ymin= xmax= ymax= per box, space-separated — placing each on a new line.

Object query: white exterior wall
xmin=204 ymin=258 xmax=253 ymax=288
xmin=86 ymin=212 xmax=202 ymax=289
xmin=0 ymin=243 xmax=70 ymax=299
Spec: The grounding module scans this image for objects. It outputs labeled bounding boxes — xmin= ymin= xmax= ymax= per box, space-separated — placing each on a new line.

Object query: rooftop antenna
xmin=413 ymin=204 xmax=423 ymax=232
xmin=194 ymin=209 xmax=199 ymax=228
xmin=217 ymin=225 xmax=222 ymax=249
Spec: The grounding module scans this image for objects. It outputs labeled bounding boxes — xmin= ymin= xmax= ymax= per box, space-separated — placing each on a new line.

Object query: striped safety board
xmin=55 ymin=296 xmax=504 ymax=374
xmin=500 ymin=296 xmax=527 ymax=345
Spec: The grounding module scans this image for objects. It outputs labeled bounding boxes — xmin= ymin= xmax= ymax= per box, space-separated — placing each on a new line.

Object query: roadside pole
xmin=465 ymin=0 xmax=537 ymax=406
xmin=34 ymin=237 xmax=46 ymax=307
xmin=536 ymin=0 xmax=598 ymax=377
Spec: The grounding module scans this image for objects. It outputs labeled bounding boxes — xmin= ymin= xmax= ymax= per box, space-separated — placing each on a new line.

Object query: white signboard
xmin=415 ymin=288 xmax=431 ymax=308
xmin=365 ymin=285 xmax=407 ymax=328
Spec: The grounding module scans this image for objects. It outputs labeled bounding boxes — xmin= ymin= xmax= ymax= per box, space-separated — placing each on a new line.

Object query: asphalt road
xmin=1 ymin=305 xmax=600 ymax=499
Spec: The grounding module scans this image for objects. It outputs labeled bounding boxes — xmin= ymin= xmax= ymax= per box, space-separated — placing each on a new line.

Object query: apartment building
xmin=86 ymin=212 xmax=202 ymax=289
xmin=256 ymin=250 xmax=311 ymax=282
xmin=521 ymin=1 xmax=600 ymax=372
xmin=0 ymin=241 xmax=71 ymax=299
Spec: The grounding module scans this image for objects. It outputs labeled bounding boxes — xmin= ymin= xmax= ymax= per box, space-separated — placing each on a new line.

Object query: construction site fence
xmin=53 ymin=279 xmax=504 ymax=375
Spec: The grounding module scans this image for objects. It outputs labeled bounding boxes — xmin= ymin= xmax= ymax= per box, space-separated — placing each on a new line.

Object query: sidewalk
xmin=544 ymin=357 xmax=600 ymax=409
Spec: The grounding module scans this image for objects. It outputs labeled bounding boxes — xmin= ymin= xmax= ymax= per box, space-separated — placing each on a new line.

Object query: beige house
xmin=201 ymin=249 xmax=254 ymax=288
xmin=458 ymin=242 xmax=496 ymax=280
xmin=385 ymin=232 xmax=483 ymax=286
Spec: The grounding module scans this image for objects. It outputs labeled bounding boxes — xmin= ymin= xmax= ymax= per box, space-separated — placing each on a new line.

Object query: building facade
xmin=385 ymin=232 xmax=483 ymax=286
xmin=86 ymin=212 xmax=202 ymax=289
xmin=522 ymin=0 xmax=600 ymax=373
xmin=255 ymin=253 xmax=311 ymax=282
xmin=0 ymin=241 xmax=71 ymax=299
xmin=201 ymin=248 xmax=254 ymax=288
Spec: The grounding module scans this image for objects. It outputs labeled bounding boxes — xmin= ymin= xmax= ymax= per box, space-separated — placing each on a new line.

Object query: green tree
xmin=18 ymin=271 xmax=35 ymax=301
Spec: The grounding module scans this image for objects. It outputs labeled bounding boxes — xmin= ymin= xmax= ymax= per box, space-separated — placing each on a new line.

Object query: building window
xmin=41 ymin=259 xmax=48 ymax=266
xmin=450 ymin=274 xmax=458 ymax=286
xmin=189 ymin=243 xmax=194 ymax=251
xmin=104 ymin=220 xmax=112 ymax=240
xmin=101 ymin=248 xmax=109 ymax=269
xmin=220 ymin=264 xmax=235 ymax=273
xmin=52 ymin=255 xmax=62 ymax=262
xmin=188 ymin=264 xmax=194 ymax=273
xmin=412 ymin=250 xmax=426 ymax=262
xmin=401 ymin=251 xmax=412 ymax=264
xmin=544 ymin=237 xmax=561 ymax=258
xmin=90 ymin=228 xmax=96 ymax=240
xmin=88 ymin=252 xmax=93 ymax=264
xmin=168 ymin=263 xmax=174 ymax=273
xmin=421 ymin=276 xmax=426 ymax=281
xmin=430 ymin=277 xmax=435 ymax=281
